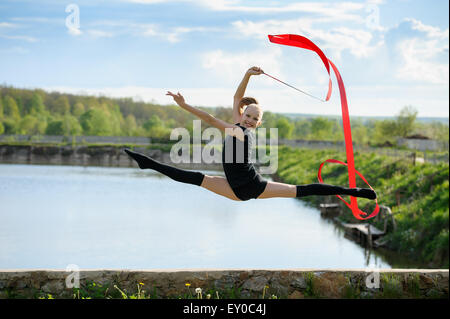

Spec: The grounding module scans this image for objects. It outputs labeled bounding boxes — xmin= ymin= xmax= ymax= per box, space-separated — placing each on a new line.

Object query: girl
xmin=124 ymin=66 xmax=376 ymax=202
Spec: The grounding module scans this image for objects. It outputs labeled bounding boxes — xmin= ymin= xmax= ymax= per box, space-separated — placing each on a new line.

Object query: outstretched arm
xmin=167 ymin=91 xmax=245 ymax=141
xmin=232 ymin=66 xmax=263 ymax=123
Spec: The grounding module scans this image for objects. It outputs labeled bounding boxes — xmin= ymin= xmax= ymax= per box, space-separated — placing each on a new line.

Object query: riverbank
xmin=276 ymin=146 xmax=449 ymax=269
xmin=0 ymin=269 xmax=448 ymax=299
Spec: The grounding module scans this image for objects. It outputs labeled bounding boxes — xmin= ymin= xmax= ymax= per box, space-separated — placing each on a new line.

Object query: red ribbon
xmin=268 ymin=34 xmax=379 ymax=220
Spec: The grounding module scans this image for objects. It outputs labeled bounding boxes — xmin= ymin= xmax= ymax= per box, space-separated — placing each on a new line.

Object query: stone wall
xmin=0 ymin=134 xmax=151 ymax=145
xmin=0 ymin=269 xmax=447 ymax=299
xmin=0 ymin=145 xmax=224 ymax=171
xmin=397 ymin=138 xmax=449 ymax=151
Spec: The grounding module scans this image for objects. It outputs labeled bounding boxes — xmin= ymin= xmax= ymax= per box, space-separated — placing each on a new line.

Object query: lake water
xmin=0 ymin=164 xmax=393 ymax=269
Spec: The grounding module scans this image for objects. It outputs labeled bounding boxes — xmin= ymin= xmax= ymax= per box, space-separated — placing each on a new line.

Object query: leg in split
xmin=124 ymin=149 xmax=241 ymax=201
xmin=257 ymin=181 xmax=377 ymax=200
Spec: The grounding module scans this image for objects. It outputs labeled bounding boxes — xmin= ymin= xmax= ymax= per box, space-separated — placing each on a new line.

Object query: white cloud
xmin=396 ymin=38 xmax=449 ymax=84
xmin=0 ymin=22 xmax=18 ymax=28
xmin=392 ymin=19 xmax=449 ymax=84
xmin=123 ymin=0 xmax=365 ymax=18
xmin=201 ymin=47 xmax=284 ymax=83
xmin=0 ymin=34 xmax=38 ymax=42
xmin=87 ymin=29 xmax=115 ymax=38
xmin=0 ymin=20 xmax=38 ymax=42
xmin=231 ymin=18 xmax=382 ymax=59
xmin=84 ymin=20 xmax=220 ymax=42
xmin=406 ymin=18 xmax=449 ymax=39
xmin=10 ymin=17 xmax=59 ymax=24
xmin=140 ymin=24 xmax=219 ymax=42
xmin=67 ymin=27 xmax=82 ymax=36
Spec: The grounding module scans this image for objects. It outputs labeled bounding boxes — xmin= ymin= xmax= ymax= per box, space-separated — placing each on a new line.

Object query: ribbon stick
xmin=262 ymin=71 xmax=327 ymax=102
xmin=268 ymin=34 xmax=379 ymax=220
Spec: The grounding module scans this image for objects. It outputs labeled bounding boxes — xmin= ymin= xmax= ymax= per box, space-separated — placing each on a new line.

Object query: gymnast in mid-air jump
xmin=124 ymin=66 xmax=376 ymax=202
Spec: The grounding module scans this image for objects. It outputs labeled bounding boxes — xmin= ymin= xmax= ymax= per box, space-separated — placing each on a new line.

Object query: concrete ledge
xmin=0 ymin=269 xmax=448 ymax=299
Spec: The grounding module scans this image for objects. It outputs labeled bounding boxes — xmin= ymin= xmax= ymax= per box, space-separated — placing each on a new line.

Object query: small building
xmin=397 ymin=134 xmax=448 ymax=151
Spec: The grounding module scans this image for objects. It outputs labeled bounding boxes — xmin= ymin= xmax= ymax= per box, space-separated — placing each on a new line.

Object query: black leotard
xmin=222 ymin=123 xmax=268 ymax=201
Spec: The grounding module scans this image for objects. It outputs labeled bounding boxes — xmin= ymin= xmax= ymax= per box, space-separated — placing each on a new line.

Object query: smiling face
xmin=240 ymin=104 xmax=263 ymax=129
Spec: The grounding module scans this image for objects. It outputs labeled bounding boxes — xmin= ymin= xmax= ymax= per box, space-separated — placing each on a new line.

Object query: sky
xmin=0 ymin=0 xmax=448 ymax=117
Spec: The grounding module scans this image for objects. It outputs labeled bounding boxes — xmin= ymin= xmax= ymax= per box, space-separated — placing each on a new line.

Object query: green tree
xmin=143 ymin=114 xmax=172 ymax=138
xmin=18 ymin=115 xmax=40 ymax=135
xmin=3 ymin=96 xmax=21 ymax=122
xmin=0 ymin=121 xmax=4 ymax=135
xmin=86 ymin=97 xmax=100 ymax=110
xmin=329 ymin=119 xmax=344 ymax=141
xmin=72 ymin=102 xmax=85 ymax=117
xmin=275 ymin=117 xmax=294 ymax=139
xmin=143 ymin=114 xmax=163 ymax=131
xmin=53 ymin=96 xmax=71 ymax=115
xmin=352 ymin=125 xmax=369 ymax=146
xmin=80 ymin=109 xmax=113 ymax=136
xmin=45 ymin=120 xmax=64 ymax=135
xmin=372 ymin=119 xmax=397 ymax=146
xmin=431 ymin=122 xmax=449 ymax=142
xmin=0 ymin=96 xmax=4 ymax=120
xmin=165 ymin=118 xmax=177 ymax=129
xmin=36 ymin=116 xmax=47 ymax=134
xmin=123 ymin=114 xmax=137 ymax=136
xmin=107 ymin=104 xmax=123 ymax=136
xmin=293 ymin=119 xmax=311 ymax=139
xmin=396 ymin=105 xmax=418 ymax=137
xmin=29 ymin=92 xmax=46 ymax=115
xmin=2 ymin=119 xmax=18 ymax=134
xmin=62 ymin=114 xmax=83 ymax=135
xmin=311 ymin=117 xmax=333 ymax=140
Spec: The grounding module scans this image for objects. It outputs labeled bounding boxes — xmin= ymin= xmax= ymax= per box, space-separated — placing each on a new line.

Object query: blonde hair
xmin=245 ymin=103 xmax=263 ymax=114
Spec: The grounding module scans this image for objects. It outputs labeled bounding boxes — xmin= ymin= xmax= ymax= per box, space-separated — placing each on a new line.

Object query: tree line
xmin=0 ymin=85 xmax=448 ymax=147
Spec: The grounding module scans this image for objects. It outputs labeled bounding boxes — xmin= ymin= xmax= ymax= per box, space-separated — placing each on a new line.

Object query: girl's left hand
xmin=166 ymin=91 xmax=186 ymax=106
xmin=246 ymin=66 xmax=264 ymax=76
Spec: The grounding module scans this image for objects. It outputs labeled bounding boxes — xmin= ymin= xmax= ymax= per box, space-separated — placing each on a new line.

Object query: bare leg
xmin=257 ymin=181 xmax=296 ymax=199
xmin=200 ymin=175 xmax=242 ymax=201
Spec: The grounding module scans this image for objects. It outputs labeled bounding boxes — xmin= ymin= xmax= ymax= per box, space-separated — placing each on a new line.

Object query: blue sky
xmin=0 ymin=0 xmax=448 ymax=117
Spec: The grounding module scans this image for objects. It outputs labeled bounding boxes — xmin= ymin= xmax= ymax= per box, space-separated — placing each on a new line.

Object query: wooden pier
xmin=341 ymin=222 xmax=385 ymax=247
xmin=319 ymin=203 xmax=340 ymax=218
xmin=335 ymin=205 xmax=397 ymax=248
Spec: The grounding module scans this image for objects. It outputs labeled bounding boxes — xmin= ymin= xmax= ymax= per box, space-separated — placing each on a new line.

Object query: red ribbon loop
xmin=318 ymin=159 xmax=380 ymax=219
xmin=268 ymin=34 xmax=379 ymax=220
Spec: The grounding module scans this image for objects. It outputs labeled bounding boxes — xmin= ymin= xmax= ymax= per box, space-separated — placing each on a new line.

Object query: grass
xmin=276 ymin=146 xmax=449 ymax=268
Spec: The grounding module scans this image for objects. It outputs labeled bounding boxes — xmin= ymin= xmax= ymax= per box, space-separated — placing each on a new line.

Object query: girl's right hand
xmin=166 ymin=91 xmax=186 ymax=106
xmin=247 ymin=66 xmax=264 ymax=76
